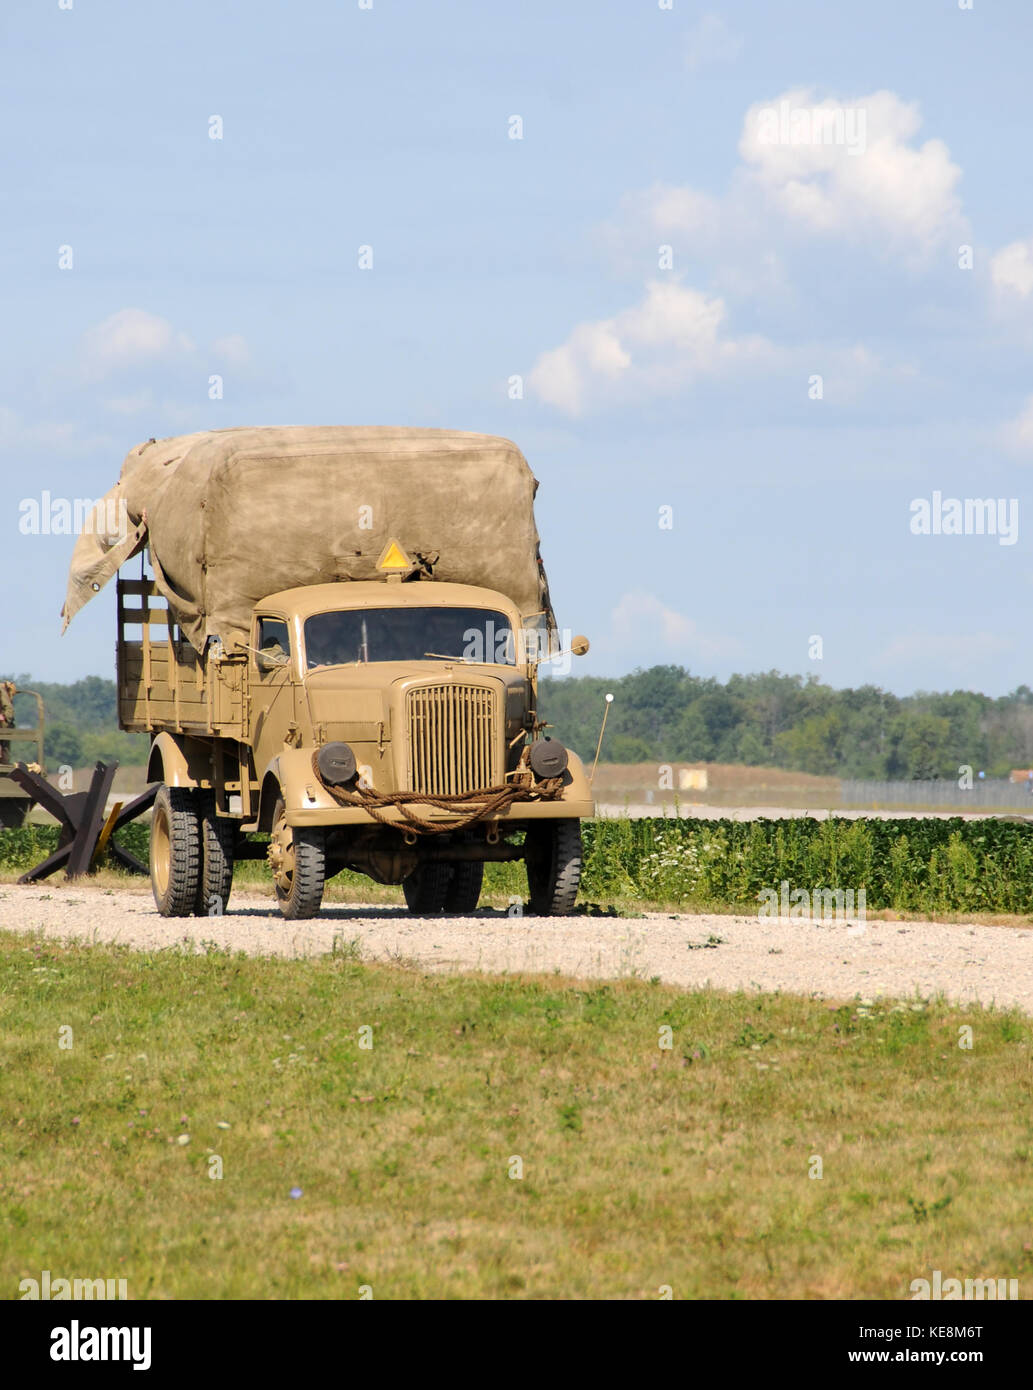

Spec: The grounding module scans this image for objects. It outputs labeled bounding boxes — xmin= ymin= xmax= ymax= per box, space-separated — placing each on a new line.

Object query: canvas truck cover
xmin=62 ymin=426 xmax=557 ymax=655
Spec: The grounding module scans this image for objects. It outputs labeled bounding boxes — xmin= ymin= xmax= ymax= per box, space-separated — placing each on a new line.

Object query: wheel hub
xmin=267 ymin=816 xmax=296 ymax=893
xmin=151 ymin=806 xmax=170 ymax=897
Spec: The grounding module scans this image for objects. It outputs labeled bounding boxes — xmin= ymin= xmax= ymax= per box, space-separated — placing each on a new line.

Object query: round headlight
xmin=528 ymin=738 xmax=568 ymax=779
xmin=317 ymin=741 xmax=357 ymax=786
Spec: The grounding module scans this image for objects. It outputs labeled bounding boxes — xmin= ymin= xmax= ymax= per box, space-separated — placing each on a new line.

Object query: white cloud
xmin=528 ymin=277 xmax=772 ymax=413
xmin=211 ymin=333 xmax=252 ymax=368
xmin=738 ymin=88 xmax=964 ymax=256
xmin=611 ymin=591 xmax=741 ymax=663
xmin=684 ymin=14 xmax=742 ymax=72
xmin=528 ymin=279 xmax=913 ymax=416
xmin=605 ymin=88 xmax=965 ymax=276
xmin=990 ymin=238 xmax=1033 ymax=299
xmin=82 ymin=308 xmax=195 ymax=379
xmin=1000 ymin=394 xmax=1033 ymax=456
xmin=601 ymin=180 xmax=793 ymax=304
xmin=539 ymin=87 xmax=966 ymax=415
xmin=74 ymin=312 xmax=255 ymax=406
xmin=0 ymin=404 xmax=111 ymax=454
xmin=626 ymin=182 xmax=723 ymax=244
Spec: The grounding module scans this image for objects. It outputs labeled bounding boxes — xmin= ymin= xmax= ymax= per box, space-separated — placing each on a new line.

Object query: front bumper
xmin=287 ymin=796 xmax=594 ymax=827
xmin=270 ymin=747 xmax=594 ymax=828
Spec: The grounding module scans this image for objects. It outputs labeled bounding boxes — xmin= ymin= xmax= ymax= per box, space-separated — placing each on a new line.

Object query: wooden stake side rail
xmin=116 ymin=576 xmax=247 ymax=738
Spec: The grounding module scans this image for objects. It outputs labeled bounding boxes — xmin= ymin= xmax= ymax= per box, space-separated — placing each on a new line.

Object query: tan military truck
xmin=62 ymin=427 xmax=592 ymax=919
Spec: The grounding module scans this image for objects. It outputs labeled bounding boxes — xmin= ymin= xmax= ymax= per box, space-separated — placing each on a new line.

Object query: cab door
xmin=250 ymin=614 xmax=295 ymax=768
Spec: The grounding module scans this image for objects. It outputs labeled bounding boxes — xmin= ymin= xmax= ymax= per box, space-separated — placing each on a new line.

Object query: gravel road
xmin=4 ymin=882 xmax=1033 ymax=1012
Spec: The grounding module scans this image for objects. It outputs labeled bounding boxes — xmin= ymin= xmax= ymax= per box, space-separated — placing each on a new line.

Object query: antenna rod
xmin=589 ymin=693 xmax=614 ymax=784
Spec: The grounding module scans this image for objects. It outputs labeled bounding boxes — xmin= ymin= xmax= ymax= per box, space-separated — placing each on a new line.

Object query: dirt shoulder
xmin=3 ymin=882 xmax=1032 ymax=1014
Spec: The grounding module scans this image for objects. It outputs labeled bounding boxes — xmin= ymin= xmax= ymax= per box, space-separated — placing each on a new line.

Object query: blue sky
xmin=3 ymin=0 xmax=1033 ymax=695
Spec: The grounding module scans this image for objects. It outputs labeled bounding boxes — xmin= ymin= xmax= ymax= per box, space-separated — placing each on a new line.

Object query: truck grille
xmin=406 ymin=684 xmax=501 ymax=795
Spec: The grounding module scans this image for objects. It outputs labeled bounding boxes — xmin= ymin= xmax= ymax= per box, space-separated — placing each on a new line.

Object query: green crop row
xmin=3 ymin=816 xmax=1032 ymax=916
xmin=578 ymin=817 xmax=1033 ymax=914
xmin=0 ymin=821 xmax=151 ymax=875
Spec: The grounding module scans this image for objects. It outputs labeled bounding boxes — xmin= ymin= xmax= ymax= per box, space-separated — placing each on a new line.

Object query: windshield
xmin=304 ymin=607 xmax=516 ymax=668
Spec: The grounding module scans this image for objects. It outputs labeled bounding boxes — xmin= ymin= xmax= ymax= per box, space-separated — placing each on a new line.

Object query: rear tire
xmin=403 ymin=862 xmax=452 ymax=914
xmin=150 ymin=785 xmax=202 ymax=918
xmin=444 ymin=860 xmax=484 ymax=913
xmin=195 ymin=791 xmax=236 ymax=917
xmin=525 ymin=820 xmax=582 ymax=916
xmin=270 ymin=799 xmax=326 ymax=920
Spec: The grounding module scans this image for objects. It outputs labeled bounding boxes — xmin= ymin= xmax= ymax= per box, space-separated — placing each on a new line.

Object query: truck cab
xmin=249 ymin=580 xmax=554 ymax=812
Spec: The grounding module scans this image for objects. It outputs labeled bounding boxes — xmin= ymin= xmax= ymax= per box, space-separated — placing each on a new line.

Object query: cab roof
xmin=256 ymin=581 xmax=524 ymax=622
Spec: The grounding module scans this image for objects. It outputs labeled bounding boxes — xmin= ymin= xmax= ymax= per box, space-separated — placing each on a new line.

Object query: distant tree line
xmin=7 ymin=667 xmax=1033 ymax=781
xmin=2 ymin=674 xmax=149 ymax=770
xmin=540 ymin=667 xmax=1033 ymax=780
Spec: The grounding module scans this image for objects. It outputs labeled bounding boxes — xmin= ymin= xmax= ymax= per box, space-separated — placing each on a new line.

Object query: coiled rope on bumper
xmin=309 ymin=750 xmax=563 ymax=836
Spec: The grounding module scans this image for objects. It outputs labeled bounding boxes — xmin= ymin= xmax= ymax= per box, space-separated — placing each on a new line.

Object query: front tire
xmin=403 ymin=862 xmax=452 ymax=914
xmin=150 ymin=785 xmax=202 ymax=918
xmin=525 ymin=820 xmax=582 ymax=916
xmin=444 ymin=860 xmax=484 ymax=913
xmin=269 ymin=799 xmax=326 ymax=919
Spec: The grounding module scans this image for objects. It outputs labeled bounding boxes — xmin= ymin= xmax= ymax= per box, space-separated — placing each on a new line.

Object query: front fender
xmin=257 ymin=748 xmax=340 ymax=829
xmin=561 ymin=750 xmax=591 ymax=802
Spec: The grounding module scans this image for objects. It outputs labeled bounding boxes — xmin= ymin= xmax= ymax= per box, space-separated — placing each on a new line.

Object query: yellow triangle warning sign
xmin=377 ymin=538 xmax=411 ymax=571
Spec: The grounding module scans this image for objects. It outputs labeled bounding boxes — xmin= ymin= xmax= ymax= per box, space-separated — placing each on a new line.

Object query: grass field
xmin=1 ymin=931 xmax=1030 ymax=1299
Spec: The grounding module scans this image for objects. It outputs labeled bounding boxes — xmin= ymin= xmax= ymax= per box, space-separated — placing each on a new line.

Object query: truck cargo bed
xmin=116 ymin=578 xmax=247 ymax=736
